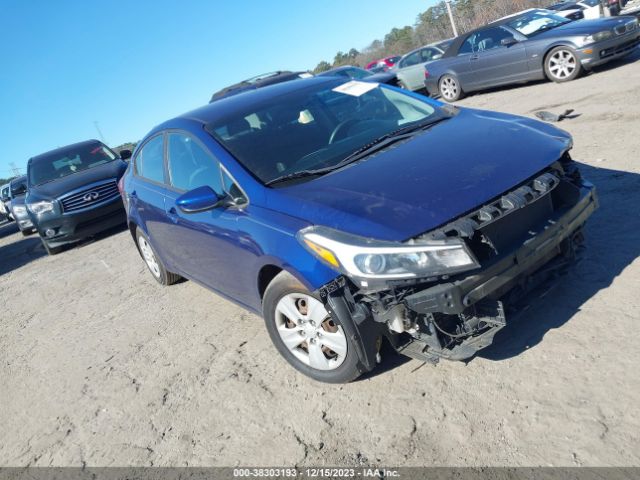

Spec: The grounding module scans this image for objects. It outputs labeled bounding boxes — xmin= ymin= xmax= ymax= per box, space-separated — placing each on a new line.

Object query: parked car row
xmin=423 ymin=9 xmax=640 ymax=101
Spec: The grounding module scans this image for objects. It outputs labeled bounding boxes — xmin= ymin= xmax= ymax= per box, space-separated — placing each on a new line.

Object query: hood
xmin=29 ymin=160 xmax=127 ymax=199
xmin=269 ymin=108 xmax=572 ymax=241
xmin=536 ymin=17 xmax=633 ymax=37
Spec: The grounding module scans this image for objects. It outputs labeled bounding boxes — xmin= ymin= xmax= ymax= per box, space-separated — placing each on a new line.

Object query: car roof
xmin=158 ymin=76 xmax=344 ymax=131
xmin=28 ymin=139 xmax=103 ymax=165
xmin=319 ymin=65 xmax=364 ymax=75
xmin=402 ymin=40 xmax=450 ymax=59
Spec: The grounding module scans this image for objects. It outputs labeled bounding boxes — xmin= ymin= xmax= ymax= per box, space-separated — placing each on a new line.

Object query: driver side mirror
xmin=119 ymin=149 xmax=132 ymax=161
xmin=14 ymin=184 xmax=27 ymax=196
xmin=176 ymin=186 xmax=227 ymax=213
xmin=501 ymin=37 xmax=518 ymax=47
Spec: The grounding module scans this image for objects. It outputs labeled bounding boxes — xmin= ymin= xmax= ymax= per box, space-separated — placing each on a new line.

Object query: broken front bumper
xmin=405 ymin=182 xmax=597 ymax=317
xmin=319 ymin=180 xmax=598 ymax=370
xmin=398 ymin=181 xmax=598 ymax=362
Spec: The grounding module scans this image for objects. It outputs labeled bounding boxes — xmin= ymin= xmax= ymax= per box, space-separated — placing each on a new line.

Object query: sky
xmin=0 ymin=0 xmax=438 ymax=178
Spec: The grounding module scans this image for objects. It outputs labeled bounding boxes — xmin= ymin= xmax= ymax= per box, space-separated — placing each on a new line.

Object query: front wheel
xmin=545 ymin=47 xmax=582 ymax=83
xmin=439 ymin=75 xmax=464 ymax=102
xmin=262 ymin=271 xmax=362 ymax=383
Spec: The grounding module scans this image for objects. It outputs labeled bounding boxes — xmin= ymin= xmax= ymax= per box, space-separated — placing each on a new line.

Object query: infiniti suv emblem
xmin=83 ymin=191 xmax=100 ymax=202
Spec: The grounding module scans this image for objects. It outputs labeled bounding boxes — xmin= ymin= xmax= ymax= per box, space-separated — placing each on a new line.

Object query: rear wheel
xmin=545 ymin=47 xmax=582 ymax=82
xmin=439 ymin=75 xmax=464 ymax=101
xmin=136 ymin=228 xmax=180 ymax=285
xmin=262 ymin=271 xmax=362 ymax=383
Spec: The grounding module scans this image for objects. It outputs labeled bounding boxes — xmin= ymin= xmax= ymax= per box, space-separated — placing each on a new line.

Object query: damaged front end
xmin=312 ymin=155 xmax=598 ymax=367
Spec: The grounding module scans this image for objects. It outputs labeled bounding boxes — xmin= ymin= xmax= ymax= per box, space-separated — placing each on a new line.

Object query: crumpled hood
xmin=269 ymin=108 xmax=572 ymax=241
xmin=28 ymin=160 xmax=127 ymax=200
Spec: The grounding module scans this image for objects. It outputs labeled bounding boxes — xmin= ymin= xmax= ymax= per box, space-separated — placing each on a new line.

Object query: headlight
xmin=298 ymin=226 xmax=479 ymax=281
xmin=584 ymin=30 xmax=613 ymax=44
xmin=12 ymin=205 xmax=27 ymax=215
xmin=27 ymin=200 xmax=55 ymax=215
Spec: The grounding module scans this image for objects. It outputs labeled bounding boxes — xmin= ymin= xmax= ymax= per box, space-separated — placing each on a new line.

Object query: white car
xmin=547 ymin=1 xmax=603 ymax=20
xmin=393 ymin=40 xmax=452 ymax=92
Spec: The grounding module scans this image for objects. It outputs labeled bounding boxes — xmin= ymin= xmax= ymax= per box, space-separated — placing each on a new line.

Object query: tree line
xmin=313 ymin=0 xmax=548 ymax=73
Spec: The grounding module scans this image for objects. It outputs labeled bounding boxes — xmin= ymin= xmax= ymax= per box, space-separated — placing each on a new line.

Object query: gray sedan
xmin=424 ymin=9 xmax=640 ymax=101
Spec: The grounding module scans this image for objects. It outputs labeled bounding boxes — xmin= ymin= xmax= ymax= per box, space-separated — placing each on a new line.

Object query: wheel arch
xmin=256 ymin=261 xmax=324 ymax=301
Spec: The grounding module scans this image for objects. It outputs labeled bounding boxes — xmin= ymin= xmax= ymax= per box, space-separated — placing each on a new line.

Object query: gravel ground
xmin=1 ymin=50 xmax=640 ymax=468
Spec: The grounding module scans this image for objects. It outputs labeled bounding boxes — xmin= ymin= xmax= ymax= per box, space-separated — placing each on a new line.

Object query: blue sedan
xmin=122 ymin=76 xmax=597 ymax=382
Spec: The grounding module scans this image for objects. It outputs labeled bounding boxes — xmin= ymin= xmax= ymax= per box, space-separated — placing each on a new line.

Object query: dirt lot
xmin=2 ymin=50 xmax=640 ymax=468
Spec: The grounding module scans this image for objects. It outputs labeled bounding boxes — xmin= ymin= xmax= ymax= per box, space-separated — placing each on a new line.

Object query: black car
xmin=317 ymin=65 xmax=399 ymax=86
xmin=26 ymin=140 xmax=130 ymax=255
xmin=209 ymin=71 xmax=313 ymax=102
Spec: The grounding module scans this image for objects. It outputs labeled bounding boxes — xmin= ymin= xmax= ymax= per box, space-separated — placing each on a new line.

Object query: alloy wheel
xmin=440 ymin=76 xmax=459 ymax=101
xmin=138 ymin=236 xmax=161 ymax=278
xmin=274 ymin=293 xmax=347 ymax=371
xmin=548 ymin=50 xmax=577 ymax=80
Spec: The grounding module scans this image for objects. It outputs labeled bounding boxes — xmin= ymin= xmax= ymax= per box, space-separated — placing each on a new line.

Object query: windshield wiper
xmin=266 ymin=116 xmax=449 ymax=187
xmin=330 ymin=116 xmax=450 ymax=168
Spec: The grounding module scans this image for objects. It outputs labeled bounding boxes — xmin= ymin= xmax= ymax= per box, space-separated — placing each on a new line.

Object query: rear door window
xmin=135 ymin=135 xmax=165 ymax=184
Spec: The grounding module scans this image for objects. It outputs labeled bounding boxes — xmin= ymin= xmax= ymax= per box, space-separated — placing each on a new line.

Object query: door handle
xmin=470 ymin=55 xmax=479 ymax=61
xmin=129 ymin=190 xmax=137 ymax=198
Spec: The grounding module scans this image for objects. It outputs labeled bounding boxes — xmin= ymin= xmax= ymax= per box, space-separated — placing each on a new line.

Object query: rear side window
xmin=136 ymin=135 xmax=165 ymax=183
xmin=400 ymin=51 xmax=421 ymax=68
xmin=167 ymin=133 xmax=222 ymax=193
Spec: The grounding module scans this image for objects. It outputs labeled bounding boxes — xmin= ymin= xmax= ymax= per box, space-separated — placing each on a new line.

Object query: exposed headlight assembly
xmin=584 ymin=30 xmax=613 ymax=44
xmin=12 ymin=205 xmax=27 ymax=215
xmin=27 ymin=200 xmax=55 ymax=215
xmin=298 ymin=226 xmax=479 ymax=281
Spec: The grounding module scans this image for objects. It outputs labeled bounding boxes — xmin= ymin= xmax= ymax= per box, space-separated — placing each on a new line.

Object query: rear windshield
xmin=29 ymin=143 xmax=117 ymax=186
xmin=205 ymin=80 xmax=441 ymax=185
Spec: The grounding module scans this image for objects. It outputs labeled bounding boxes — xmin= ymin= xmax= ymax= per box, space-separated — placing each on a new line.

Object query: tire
xmin=439 ymin=74 xmax=464 ymax=102
xmin=41 ymin=238 xmax=63 ymax=255
xmin=262 ymin=271 xmax=362 ymax=383
xmin=545 ymin=46 xmax=582 ymax=83
xmin=136 ymin=228 xmax=180 ymax=286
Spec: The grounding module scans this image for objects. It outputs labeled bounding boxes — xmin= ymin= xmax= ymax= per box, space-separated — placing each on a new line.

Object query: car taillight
xmin=424 ymin=69 xmax=430 ymax=79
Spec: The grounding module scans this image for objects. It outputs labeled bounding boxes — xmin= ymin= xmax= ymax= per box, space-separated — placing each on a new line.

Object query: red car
xmin=365 ymin=56 xmax=401 ymax=72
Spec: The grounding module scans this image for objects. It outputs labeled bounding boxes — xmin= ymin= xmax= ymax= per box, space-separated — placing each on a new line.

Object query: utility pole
xmin=93 ymin=121 xmax=108 ymax=145
xmin=9 ymin=162 xmax=21 ymax=177
xmin=444 ymin=0 xmax=458 ymax=37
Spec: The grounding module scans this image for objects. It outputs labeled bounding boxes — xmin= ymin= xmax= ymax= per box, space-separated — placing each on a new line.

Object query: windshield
xmin=508 ymin=10 xmax=571 ymax=36
xmin=206 ymin=80 xmax=442 ymax=185
xmin=29 ymin=142 xmax=117 ymax=186
xmin=10 ymin=177 xmax=27 ymax=196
